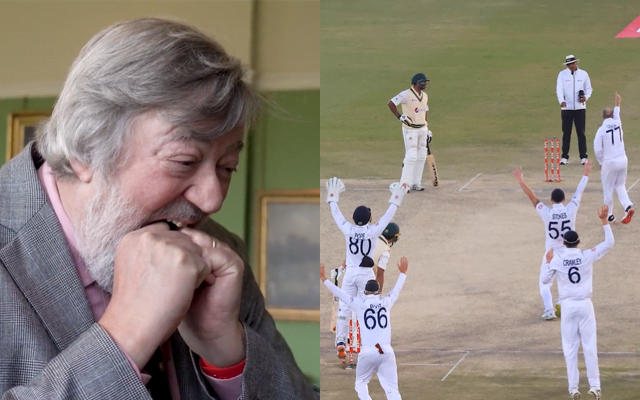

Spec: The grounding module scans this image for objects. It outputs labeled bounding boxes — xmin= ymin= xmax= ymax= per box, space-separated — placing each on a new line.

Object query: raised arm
xmin=371 ymin=204 xmax=398 ymax=237
xmin=330 ymin=202 xmax=352 ymax=235
xmin=512 ymin=166 xmax=540 ymax=207
xmin=326 ymin=177 xmax=351 ymax=235
xmin=591 ymin=206 xmax=614 ymax=261
xmin=613 ymin=91 xmax=621 ymax=121
xmin=371 ymin=183 xmax=409 ymax=237
xmin=384 ymin=257 xmax=408 ymax=307
xmin=320 ymin=263 xmax=361 ymax=310
xmin=571 ymin=161 xmax=592 ymax=203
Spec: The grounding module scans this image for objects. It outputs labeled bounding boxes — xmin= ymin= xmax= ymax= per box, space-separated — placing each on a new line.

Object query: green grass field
xmin=321 ymin=1 xmax=640 ymax=398
xmin=321 ymin=0 xmax=640 ymax=180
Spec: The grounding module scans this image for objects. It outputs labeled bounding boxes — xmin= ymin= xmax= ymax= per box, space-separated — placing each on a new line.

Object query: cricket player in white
xmin=387 ymin=73 xmax=432 ymax=191
xmin=513 ymin=162 xmax=592 ymax=320
xmin=326 ymin=177 xmax=409 ymax=358
xmin=593 ymin=91 xmax=634 ymax=224
xmin=320 ymin=257 xmax=409 ymax=400
xmin=541 ymin=205 xmax=614 ymax=400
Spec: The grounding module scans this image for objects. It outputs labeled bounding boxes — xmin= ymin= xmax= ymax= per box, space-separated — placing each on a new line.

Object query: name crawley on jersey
xmin=562 ymin=258 xmax=582 ymax=267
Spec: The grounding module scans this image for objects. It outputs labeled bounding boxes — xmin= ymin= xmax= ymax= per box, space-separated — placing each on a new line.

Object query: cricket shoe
xmin=411 ymin=185 xmax=425 ymax=191
xmin=555 ymin=303 xmax=561 ymax=318
xmin=336 ymin=342 xmax=346 ymax=359
xmin=588 ymin=388 xmax=601 ymax=400
xmin=571 ymin=390 xmax=581 ymax=400
xmin=541 ymin=309 xmax=557 ymax=320
xmin=607 ymin=215 xmax=616 ymax=223
xmin=621 ymin=206 xmax=634 ymax=224
xmin=581 ymin=158 xmax=588 ymax=165
xmin=560 ymin=158 xmax=568 ymax=165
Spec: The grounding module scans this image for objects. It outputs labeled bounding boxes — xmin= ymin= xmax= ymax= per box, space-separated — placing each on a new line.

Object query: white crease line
xmin=441 ymin=351 xmax=470 ymax=381
xmin=458 ymin=174 xmax=481 ymax=192
xmin=628 ymin=178 xmax=640 ymax=191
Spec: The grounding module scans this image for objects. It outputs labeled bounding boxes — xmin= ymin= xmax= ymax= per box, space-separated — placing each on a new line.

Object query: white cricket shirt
xmin=325 ymin=273 xmax=406 ymax=347
xmin=330 ymin=202 xmax=397 ymax=272
xmin=556 ymin=68 xmax=592 ymax=110
xmin=594 ymin=107 xmax=625 ymax=164
xmin=535 ymin=176 xmax=588 ymax=250
xmin=542 ymin=225 xmax=614 ymax=301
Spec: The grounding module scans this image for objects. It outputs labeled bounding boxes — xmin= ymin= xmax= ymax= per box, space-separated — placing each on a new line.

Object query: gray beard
xmin=75 ymin=181 xmax=142 ymax=293
xmin=74 ymin=180 xmax=208 ymax=293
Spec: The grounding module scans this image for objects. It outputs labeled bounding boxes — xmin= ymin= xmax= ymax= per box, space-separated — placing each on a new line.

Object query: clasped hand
xmin=99 ymin=222 xmax=246 ymax=369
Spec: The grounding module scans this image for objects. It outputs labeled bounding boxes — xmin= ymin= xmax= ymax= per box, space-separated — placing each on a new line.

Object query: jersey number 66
xmin=364 ymin=307 xmax=388 ymax=330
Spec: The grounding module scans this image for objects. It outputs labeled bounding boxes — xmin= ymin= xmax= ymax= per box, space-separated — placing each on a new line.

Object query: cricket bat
xmin=427 ymin=145 xmax=440 ymax=187
xmin=330 ymin=266 xmax=344 ymax=332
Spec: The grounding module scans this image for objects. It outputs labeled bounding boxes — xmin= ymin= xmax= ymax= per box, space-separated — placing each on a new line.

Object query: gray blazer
xmin=0 ymin=145 xmax=320 ymax=400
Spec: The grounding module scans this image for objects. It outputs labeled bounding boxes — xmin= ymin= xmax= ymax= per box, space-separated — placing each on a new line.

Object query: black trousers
xmin=561 ymin=109 xmax=587 ymax=160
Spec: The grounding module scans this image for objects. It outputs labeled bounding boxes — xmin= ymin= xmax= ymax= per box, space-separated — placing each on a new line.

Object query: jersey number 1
xmin=549 ymin=220 xmax=570 ymax=239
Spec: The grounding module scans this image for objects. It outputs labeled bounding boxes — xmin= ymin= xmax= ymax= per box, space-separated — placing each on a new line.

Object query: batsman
xmin=387 ymin=73 xmax=438 ymax=190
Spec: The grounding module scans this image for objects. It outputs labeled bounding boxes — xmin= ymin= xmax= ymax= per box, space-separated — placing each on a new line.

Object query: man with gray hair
xmin=0 ymin=18 xmax=318 ymax=399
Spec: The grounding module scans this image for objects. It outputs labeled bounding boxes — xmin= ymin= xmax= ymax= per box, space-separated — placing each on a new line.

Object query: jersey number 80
xmin=349 ymin=238 xmax=372 ymax=256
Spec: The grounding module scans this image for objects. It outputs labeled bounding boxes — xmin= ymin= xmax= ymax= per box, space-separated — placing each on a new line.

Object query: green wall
xmin=247 ymin=90 xmax=320 ymax=384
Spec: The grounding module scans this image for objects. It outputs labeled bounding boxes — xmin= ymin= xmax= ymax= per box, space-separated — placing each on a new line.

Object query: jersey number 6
xmin=364 ymin=307 xmax=388 ymax=330
xmin=568 ymin=266 xmax=581 ymax=284
xmin=549 ymin=220 xmax=571 ymax=240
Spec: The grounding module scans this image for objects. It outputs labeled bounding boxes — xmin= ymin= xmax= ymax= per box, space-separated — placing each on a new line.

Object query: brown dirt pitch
xmin=320 ymin=170 xmax=640 ymax=399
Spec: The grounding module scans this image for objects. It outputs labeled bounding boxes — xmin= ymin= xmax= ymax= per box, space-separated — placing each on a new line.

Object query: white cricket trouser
xmin=539 ymin=253 xmax=555 ymax=311
xmin=601 ymin=156 xmax=632 ymax=218
xmin=400 ymin=127 xmax=429 ymax=187
xmin=354 ymin=345 xmax=401 ymax=400
xmin=561 ymin=298 xmax=600 ymax=394
xmin=335 ymin=268 xmax=375 ymax=346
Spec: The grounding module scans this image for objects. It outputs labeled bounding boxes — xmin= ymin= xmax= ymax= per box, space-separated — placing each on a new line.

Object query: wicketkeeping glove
xmin=398 ymin=114 xmax=409 ymax=123
xmin=388 ymin=182 xmax=410 ymax=207
xmin=326 ymin=177 xmax=345 ymax=203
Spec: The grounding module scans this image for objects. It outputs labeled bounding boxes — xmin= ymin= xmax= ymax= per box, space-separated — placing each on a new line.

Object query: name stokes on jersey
xmin=552 ymin=213 xmax=568 ymax=220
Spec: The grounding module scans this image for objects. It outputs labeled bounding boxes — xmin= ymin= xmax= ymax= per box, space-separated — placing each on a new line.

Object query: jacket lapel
xmin=0 ymin=144 xmax=94 ymax=351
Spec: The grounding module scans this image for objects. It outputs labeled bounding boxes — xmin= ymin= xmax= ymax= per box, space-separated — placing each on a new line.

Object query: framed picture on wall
xmin=6 ymin=111 xmax=51 ymax=161
xmin=257 ymin=189 xmax=320 ymax=321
